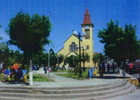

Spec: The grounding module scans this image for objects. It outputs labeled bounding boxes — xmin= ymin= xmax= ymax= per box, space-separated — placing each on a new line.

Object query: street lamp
xmin=48 ymin=44 xmax=50 ymax=68
xmin=75 ymin=32 xmax=83 ymax=78
xmin=55 ymin=51 xmax=59 ymax=71
xmin=81 ymin=45 xmax=87 ymax=71
xmin=56 ymin=55 xmax=59 ymax=71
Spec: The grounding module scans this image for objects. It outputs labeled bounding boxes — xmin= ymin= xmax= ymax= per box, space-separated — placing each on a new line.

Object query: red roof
xmin=82 ymin=8 xmax=93 ymax=26
xmin=94 ymin=52 xmax=99 ymax=55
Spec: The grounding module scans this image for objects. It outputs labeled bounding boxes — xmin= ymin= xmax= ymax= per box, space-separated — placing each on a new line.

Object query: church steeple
xmin=81 ymin=7 xmax=94 ymax=68
xmin=82 ymin=7 xmax=94 ymax=27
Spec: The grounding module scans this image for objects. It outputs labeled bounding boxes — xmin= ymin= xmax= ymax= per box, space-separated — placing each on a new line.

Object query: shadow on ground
xmin=1 ymin=81 xmax=29 ymax=85
xmin=91 ymin=72 xmax=131 ymax=79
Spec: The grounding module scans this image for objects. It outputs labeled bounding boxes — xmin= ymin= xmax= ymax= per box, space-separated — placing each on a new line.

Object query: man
xmin=127 ymin=61 xmax=133 ymax=73
xmin=99 ymin=62 xmax=104 ymax=77
xmin=15 ymin=68 xmax=22 ymax=83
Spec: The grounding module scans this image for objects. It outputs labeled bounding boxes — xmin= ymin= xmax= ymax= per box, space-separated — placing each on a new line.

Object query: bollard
xmin=119 ymin=68 xmax=121 ymax=74
xmin=123 ymin=69 xmax=126 ymax=77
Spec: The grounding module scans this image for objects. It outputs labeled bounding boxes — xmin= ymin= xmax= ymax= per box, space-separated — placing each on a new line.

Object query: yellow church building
xmin=57 ymin=7 xmax=95 ymax=68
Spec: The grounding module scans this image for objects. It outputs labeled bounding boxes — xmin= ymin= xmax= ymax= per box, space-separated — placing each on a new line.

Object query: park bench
xmin=2 ymin=69 xmax=27 ymax=83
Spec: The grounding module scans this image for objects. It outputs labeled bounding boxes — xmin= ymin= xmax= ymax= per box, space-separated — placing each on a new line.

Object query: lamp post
xmin=99 ymin=53 xmax=101 ymax=63
xmin=77 ymin=32 xmax=82 ymax=78
xmin=48 ymin=45 xmax=50 ymax=68
xmin=82 ymin=46 xmax=87 ymax=72
xmin=57 ymin=55 xmax=59 ymax=71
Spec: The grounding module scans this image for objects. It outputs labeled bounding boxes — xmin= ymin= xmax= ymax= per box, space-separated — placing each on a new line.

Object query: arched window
xmin=85 ymin=30 xmax=90 ymax=39
xmin=72 ymin=42 xmax=75 ymax=51
xmin=69 ymin=45 xmax=71 ymax=51
xmin=75 ymin=45 xmax=78 ymax=51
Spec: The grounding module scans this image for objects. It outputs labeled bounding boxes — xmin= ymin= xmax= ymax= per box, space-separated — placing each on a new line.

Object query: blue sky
xmin=0 ymin=0 xmax=140 ymax=53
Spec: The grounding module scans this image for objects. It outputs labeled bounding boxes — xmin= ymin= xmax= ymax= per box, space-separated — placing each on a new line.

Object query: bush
xmin=52 ymin=67 xmax=58 ymax=71
xmin=23 ymin=64 xmax=29 ymax=73
xmin=67 ymin=69 xmax=73 ymax=73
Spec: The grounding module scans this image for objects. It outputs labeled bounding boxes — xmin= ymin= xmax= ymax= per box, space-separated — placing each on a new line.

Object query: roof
xmin=65 ymin=51 xmax=78 ymax=57
xmin=94 ymin=52 xmax=99 ymax=55
xmin=81 ymin=7 xmax=93 ymax=26
xmin=64 ymin=34 xmax=82 ymax=43
xmin=57 ymin=47 xmax=64 ymax=54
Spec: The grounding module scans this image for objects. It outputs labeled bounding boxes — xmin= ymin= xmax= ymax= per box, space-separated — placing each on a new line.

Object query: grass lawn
xmin=56 ymin=70 xmax=88 ymax=80
xmin=52 ymin=70 xmax=67 ymax=73
xmin=27 ymin=74 xmax=53 ymax=82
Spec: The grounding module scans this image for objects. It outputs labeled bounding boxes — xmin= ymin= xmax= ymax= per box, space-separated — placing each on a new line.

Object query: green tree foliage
xmin=65 ymin=53 xmax=89 ymax=67
xmin=92 ymin=53 xmax=105 ymax=67
xmin=92 ymin=54 xmax=100 ymax=67
xmin=81 ymin=52 xmax=90 ymax=64
xmin=7 ymin=12 xmax=52 ymax=67
xmin=98 ymin=20 xmax=140 ymax=66
xmin=65 ymin=55 xmax=75 ymax=67
xmin=0 ymin=25 xmax=3 ymax=40
xmin=0 ymin=47 xmax=15 ymax=69
xmin=56 ymin=54 xmax=64 ymax=65
xmin=49 ymin=48 xmax=56 ymax=67
xmin=14 ymin=50 xmax=24 ymax=63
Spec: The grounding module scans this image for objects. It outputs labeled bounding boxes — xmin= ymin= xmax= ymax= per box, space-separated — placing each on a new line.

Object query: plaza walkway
xmin=31 ymin=70 xmax=127 ymax=87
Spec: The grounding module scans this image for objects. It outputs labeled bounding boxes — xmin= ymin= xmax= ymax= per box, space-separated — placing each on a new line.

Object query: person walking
xmin=127 ymin=61 xmax=133 ymax=73
xmin=15 ymin=68 xmax=22 ymax=83
xmin=10 ymin=68 xmax=15 ymax=82
xmin=44 ymin=66 xmax=46 ymax=74
xmin=99 ymin=62 xmax=104 ymax=77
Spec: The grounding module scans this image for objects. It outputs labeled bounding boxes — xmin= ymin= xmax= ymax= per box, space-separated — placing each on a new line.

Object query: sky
xmin=0 ymin=0 xmax=140 ymax=53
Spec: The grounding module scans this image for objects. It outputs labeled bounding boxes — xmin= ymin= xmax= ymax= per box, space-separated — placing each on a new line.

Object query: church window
xmin=85 ymin=30 xmax=90 ymax=39
xmin=75 ymin=45 xmax=78 ymax=51
xmin=87 ymin=45 xmax=89 ymax=49
xmin=69 ymin=45 xmax=72 ymax=51
xmin=72 ymin=42 xmax=75 ymax=51
xmin=87 ymin=57 xmax=90 ymax=62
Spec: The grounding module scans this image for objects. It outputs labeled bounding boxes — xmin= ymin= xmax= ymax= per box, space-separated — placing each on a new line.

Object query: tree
xmin=56 ymin=54 xmax=64 ymax=66
xmin=7 ymin=12 xmax=52 ymax=68
xmin=98 ymin=20 xmax=140 ymax=67
xmin=65 ymin=55 xmax=75 ymax=67
xmin=92 ymin=54 xmax=100 ymax=67
xmin=14 ymin=50 xmax=24 ymax=63
xmin=0 ymin=25 xmax=3 ymax=40
xmin=49 ymin=48 xmax=56 ymax=67
xmin=0 ymin=47 xmax=15 ymax=69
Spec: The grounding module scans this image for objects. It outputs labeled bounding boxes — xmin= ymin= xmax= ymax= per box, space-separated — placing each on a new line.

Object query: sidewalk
xmin=31 ymin=70 xmax=131 ymax=87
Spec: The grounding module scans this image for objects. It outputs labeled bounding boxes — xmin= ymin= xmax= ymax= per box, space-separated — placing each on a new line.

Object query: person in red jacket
xmin=127 ymin=61 xmax=133 ymax=73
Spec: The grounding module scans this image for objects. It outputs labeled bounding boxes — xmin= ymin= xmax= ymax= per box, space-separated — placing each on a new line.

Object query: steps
xmin=0 ymin=80 xmax=136 ymax=100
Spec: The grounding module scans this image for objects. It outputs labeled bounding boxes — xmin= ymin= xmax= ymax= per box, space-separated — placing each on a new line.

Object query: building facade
xmin=57 ymin=7 xmax=95 ymax=68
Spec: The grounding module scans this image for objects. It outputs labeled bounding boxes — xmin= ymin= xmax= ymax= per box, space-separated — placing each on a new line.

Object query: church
xmin=57 ymin=7 xmax=95 ymax=68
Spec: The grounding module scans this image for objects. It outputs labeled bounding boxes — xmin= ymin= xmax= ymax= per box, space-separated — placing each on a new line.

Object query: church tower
xmin=81 ymin=7 xmax=94 ymax=67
